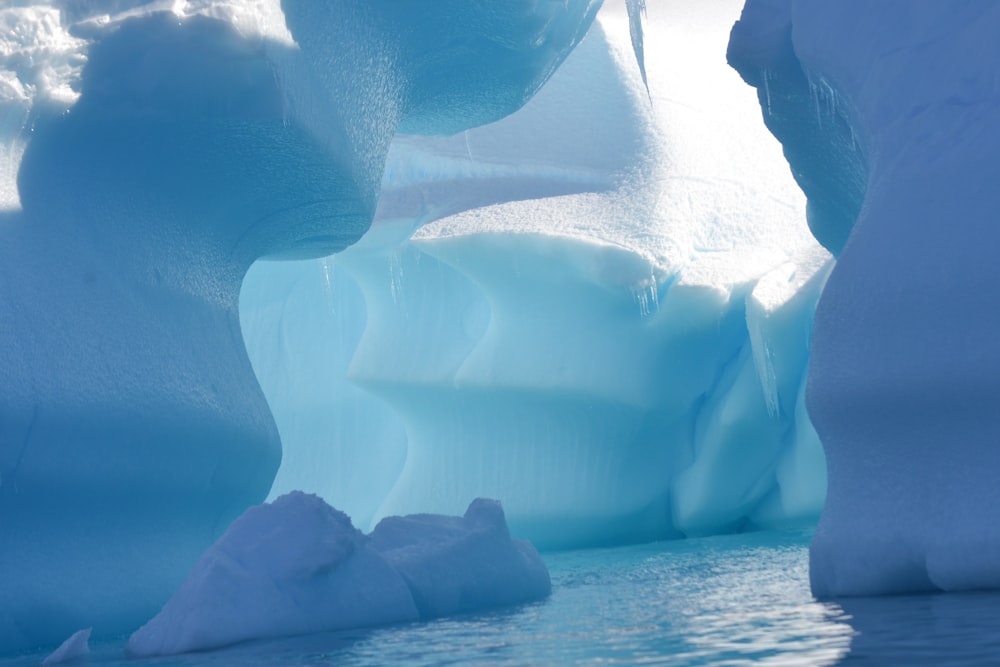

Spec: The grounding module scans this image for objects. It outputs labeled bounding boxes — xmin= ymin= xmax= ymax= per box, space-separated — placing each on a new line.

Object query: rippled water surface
xmin=7 ymin=530 xmax=1000 ymax=665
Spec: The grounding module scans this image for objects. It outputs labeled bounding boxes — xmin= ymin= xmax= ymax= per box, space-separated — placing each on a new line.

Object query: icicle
xmin=820 ymin=78 xmax=837 ymax=118
xmin=762 ymin=69 xmax=772 ymax=116
xmin=809 ymin=79 xmax=822 ymax=129
xmin=320 ymin=257 xmax=335 ymax=314
xmin=463 ymin=130 xmax=473 ymax=161
xmin=626 ymin=0 xmax=649 ymax=97
xmin=389 ymin=251 xmax=404 ymax=305
xmin=632 ymin=277 xmax=659 ymax=318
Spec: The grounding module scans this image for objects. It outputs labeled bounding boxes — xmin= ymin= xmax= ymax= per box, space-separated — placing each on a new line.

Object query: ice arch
xmin=0 ymin=0 xmax=598 ymax=653
xmin=241 ymin=0 xmax=830 ymax=550
xmin=729 ymin=0 xmax=1000 ymax=596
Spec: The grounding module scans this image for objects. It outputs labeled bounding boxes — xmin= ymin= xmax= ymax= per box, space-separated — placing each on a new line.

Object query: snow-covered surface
xmin=241 ymin=0 xmax=829 ymax=549
xmin=729 ymin=1 xmax=1000 ymax=596
xmin=0 ymin=0 xmax=596 ymax=655
xmin=128 ymin=493 xmax=549 ymax=657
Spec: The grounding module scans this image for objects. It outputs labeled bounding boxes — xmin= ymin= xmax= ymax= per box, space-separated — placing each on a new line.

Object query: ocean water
xmin=7 ymin=530 xmax=1000 ymax=666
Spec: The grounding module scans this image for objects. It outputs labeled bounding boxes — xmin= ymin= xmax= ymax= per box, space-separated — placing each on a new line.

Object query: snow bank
xmin=729 ymin=1 xmax=1000 ymax=596
xmin=128 ymin=493 xmax=548 ymax=657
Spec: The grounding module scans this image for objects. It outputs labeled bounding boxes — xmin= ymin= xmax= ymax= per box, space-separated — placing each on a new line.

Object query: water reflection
xmin=836 ymin=590 xmax=1000 ymax=666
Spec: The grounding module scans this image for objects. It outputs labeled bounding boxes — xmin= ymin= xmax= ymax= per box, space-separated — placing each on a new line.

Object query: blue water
xmin=7 ymin=530 xmax=1000 ymax=666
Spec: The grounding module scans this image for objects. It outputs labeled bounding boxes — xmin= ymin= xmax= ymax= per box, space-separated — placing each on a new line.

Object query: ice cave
xmin=2 ymin=0 xmax=1000 ymax=664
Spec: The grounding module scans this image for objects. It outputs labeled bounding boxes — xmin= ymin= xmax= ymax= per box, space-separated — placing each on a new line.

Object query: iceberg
xmin=730 ymin=1 xmax=1000 ymax=596
xmin=15 ymin=0 xmax=985 ymax=653
xmin=0 ymin=0 xmax=597 ymax=654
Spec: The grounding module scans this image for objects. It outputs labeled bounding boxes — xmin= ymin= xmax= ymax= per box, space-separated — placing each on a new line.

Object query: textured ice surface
xmin=128 ymin=493 xmax=548 ymax=657
xmin=241 ymin=0 xmax=830 ymax=550
xmin=0 ymin=0 xmax=597 ymax=654
xmin=730 ymin=1 xmax=1000 ymax=596
xmin=369 ymin=498 xmax=551 ymax=619
xmin=127 ymin=492 xmax=419 ymax=656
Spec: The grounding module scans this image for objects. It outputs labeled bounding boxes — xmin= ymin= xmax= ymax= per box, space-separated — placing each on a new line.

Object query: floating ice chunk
xmin=128 ymin=493 xmax=548 ymax=657
xmin=41 ymin=628 xmax=90 ymax=665
xmin=370 ymin=498 xmax=551 ymax=618
xmin=127 ymin=492 xmax=417 ymax=657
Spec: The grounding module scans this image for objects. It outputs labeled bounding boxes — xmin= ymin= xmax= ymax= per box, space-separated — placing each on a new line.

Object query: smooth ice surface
xmin=729 ymin=1 xmax=1000 ymax=596
xmin=128 ymin=493 xmax=548 ymax=657
xmin=241 ymin=0 xmax=830 ymax=549
xmin=0 ymin=0 xmax=597 ymax=654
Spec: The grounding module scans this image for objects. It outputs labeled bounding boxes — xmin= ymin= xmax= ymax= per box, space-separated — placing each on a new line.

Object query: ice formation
xmin=13 ymin=0 xmax=986 ymax=653
xmin=241 ymin=0 xmax=829 ymax=550
xmin=0 ymin=0 xmax=597 ymax=654
xmin=729 ymin=1 xmax=1000 ymax=596
xmin=41 ymin=628 xmax=90 ymax=665
xmin=128 ymin=493 xmax=548 ymax=657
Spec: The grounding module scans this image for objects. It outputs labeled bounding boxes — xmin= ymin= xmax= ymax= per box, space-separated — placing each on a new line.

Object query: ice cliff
xmin=729 ymin=0 xmax=1000 ymax=596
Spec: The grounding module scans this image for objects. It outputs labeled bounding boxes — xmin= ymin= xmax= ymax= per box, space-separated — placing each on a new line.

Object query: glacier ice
xmin=241 ymin=0 xmax=830 ymax=550
xmin=730 ymin=0 xmax=1000 ymax=596
xmin=128 ymin=493 xmax=548 ymax=657
xmin=0 ymin=0 xmax=598 ymax=654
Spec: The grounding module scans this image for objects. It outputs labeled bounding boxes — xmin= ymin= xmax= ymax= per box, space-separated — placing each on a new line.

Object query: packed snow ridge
xmin=128 ymin=493 xmax=548 ymax=656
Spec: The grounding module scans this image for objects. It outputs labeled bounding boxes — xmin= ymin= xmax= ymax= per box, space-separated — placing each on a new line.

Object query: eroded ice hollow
xmin=240 ymin=0 xmax=832 ymax=550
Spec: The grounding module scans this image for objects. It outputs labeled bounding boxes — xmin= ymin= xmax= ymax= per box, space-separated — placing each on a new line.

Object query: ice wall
xmin=729 ymin=1 xmax=1000 ymax=596
xmin=0 ymin=0 xmax=598 ymax=654
xmin=241 ymin=0 xmax=831 ymax=550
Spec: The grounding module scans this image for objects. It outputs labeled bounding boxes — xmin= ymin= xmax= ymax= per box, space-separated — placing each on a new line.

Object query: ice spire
xmin=626 ymin=0 xmax=648 ymax=95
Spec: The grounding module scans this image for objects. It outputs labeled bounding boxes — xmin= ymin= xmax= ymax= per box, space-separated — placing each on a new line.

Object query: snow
xmin=730 ymin=1 xmax=1000 ymax=596
xmin=128 ymin=493 xmax=548 ymax=657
